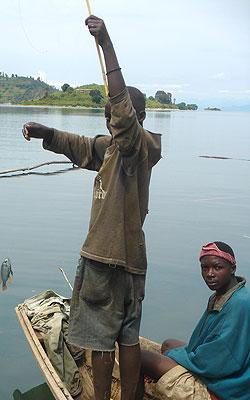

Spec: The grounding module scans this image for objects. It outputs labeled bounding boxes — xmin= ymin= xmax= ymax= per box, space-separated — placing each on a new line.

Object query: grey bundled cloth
xmin=24 ymin=290 xmax=84 ymax=397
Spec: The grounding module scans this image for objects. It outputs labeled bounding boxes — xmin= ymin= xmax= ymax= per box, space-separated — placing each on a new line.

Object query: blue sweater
xmin=167 ymin=285 xmax=250 ymax=400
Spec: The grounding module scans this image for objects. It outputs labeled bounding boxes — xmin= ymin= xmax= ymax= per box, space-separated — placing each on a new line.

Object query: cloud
xmin=138 ymin=82 xmax=190 ymax=89
xmin=34 ymin=70 xmax=78 ymax=89
xmin=34 ymin=70 xmax=47 ymax=82
xmin=210 ymin=72 xmax=226 ymax=80
xmin=134 ymin=82 xmax=191 ymax=96
xmin=218 ymin=89 xmax=250 ymax=97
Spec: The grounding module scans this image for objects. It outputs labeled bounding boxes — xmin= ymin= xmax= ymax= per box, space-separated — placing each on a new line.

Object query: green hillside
xmin=23 ymin=83 xmax=109 ymax=108
xmin=0 ymin=73 xmax=198 ymax=110
xmin=21 ymin=82 xmax=180 ymax=109
xmin=0 ymin=73 xmax=57 ymax=103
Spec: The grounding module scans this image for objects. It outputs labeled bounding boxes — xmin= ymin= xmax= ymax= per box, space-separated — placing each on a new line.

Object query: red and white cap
xmin=199 ymin=242 xmax=236 ymax=266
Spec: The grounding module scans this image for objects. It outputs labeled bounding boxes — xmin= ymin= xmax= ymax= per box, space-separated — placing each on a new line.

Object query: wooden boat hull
xmin=16 ymin=303 xmax=163 ymax=400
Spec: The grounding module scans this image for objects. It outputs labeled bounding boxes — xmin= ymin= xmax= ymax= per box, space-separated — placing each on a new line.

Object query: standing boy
xmin=136 ymin=241 xmax=250 ymax=400
xmin=22 ymin=15 xmax=161 ymax=400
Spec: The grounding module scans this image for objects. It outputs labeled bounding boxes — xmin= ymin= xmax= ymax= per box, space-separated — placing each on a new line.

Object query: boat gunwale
xmin=15 ymin=304 xmax=73 ymax=400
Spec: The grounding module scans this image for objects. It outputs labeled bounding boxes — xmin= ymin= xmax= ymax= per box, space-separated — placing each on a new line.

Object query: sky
xmin=1 ymin=0 xmax=250 ymax=108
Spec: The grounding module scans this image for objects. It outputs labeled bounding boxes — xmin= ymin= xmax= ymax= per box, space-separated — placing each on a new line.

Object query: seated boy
xmin=136 ymin=241 xmax=250 ymax=400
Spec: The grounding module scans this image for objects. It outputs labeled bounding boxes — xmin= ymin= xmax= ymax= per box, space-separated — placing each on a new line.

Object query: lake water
xmin=0 ymin=105 xmax=250 ymax=399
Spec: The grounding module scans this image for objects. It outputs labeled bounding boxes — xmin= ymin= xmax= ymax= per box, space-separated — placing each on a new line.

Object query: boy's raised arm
xmin=85 ymin=15 xmax=125 ymax=98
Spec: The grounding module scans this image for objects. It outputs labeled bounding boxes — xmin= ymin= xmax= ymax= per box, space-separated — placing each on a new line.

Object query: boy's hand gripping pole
xmin=84 ymin=0 xmax=109 ymax=96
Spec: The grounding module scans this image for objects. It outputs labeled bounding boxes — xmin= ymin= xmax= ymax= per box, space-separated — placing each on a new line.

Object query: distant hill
xmin=204 ymin=107 xmax=221 ymax=111
xmin=22 ymin=83 xmax=109 ymax=108
xmin=20 ymin=83 xmax=182 ymax=109
xmin=0 ymin=73 xmax=57 ymax=103
xmin=0 ymin=73 xmax=198 ymax=110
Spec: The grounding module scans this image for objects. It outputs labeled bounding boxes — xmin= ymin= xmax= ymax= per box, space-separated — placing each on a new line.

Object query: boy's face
xmin=200 ymin=255 xmax=236 ymax=294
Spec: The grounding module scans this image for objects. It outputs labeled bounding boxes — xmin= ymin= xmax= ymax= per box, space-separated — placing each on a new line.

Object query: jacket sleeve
xmin=43 ymin=129 xmax=96 ymax=170
xmin=109 ymin=89 xmax=141 ymax=154
xmin=109 ymin=89 xmax=148 ymax=175
xmin=167 ymin=301 xmax=250 ymax=379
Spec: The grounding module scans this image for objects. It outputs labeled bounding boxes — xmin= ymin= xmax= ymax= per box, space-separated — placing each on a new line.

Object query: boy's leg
xmin=140 ymin=349 xmax=178 ymax=380
xmin=135 ymin=349 xmax=179 ymax=399
xmin=118 ymin=273 xmax=145 ymax=400
xmin=134 ymin=370 xmax=144 ymax=400
xmin=119 ymin=343 xmax=141 ymax=400
xmin=92 ymin=350 xmax=115 ymax=400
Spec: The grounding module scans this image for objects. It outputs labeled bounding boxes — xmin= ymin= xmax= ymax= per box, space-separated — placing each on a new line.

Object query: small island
xmin=204 ymin=107 xmax=221 ymax=111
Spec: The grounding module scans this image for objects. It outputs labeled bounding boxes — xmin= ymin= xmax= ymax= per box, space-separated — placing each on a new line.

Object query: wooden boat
xmin=16 ymin=302 xmax=164 ymax=400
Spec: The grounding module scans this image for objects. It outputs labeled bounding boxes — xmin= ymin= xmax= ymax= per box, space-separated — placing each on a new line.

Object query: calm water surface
xmin=0 ymin=106 xmax=250 ymax=399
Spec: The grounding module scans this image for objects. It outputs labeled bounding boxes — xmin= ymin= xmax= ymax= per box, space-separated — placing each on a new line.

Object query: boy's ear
xmin=231 ymin=264 xmax=236 ymax=275
xmin=138 ymin=110 xmax=146 ymax=124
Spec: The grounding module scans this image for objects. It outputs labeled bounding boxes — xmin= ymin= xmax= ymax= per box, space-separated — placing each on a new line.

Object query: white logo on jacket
xmin=94 ymin=175 xmax=106 ymax=200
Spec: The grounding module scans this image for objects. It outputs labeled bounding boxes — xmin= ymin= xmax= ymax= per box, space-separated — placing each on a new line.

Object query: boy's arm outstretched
xmin=22 ymin=121 xmax=95 ymax=169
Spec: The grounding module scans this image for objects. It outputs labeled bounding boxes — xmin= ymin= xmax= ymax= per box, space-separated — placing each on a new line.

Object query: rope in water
xmin=0 ymin=160 xmax=73 ymax=175
xmin=0 ymin=161 xmax=79 ymax=178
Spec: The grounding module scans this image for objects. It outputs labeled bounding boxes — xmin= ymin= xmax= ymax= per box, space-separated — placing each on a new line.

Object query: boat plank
xmin=15 ymin=305 xmax=73 ymax=400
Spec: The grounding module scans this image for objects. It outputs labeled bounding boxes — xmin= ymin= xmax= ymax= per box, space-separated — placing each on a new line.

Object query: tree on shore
xmin=176 ymin=102 xmax=186 ymax=110
xmin=89 ymin=89 xmax=103 ymax=104
xmin=155 ymin=90 xmax=172 ymax=104
xmin=61 ymin=83 xmax=71 ymax=92
xmin=176 ymin=102 xmax=198 ymax=110
xmin=187 ymin=104 xmax=198 ymax=110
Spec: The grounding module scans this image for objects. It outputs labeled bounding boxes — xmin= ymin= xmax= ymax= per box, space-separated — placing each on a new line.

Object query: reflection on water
xmin=0 ymin=104 xmax=104 ymax=117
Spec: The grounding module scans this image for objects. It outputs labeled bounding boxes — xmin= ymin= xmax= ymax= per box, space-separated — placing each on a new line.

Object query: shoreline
xmin=0 ymin=103 xmax=102 ymax=110
xmin=0 ymin=103 xmax=181 ymax=112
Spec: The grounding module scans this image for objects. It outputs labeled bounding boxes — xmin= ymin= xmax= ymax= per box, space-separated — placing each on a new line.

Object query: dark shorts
xmin=68 ymin=257 xmax=145 ymax=351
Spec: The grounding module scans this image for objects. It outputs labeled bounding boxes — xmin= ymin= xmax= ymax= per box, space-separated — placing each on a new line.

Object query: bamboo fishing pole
xmin=58 ymin=267 xmax=73 ymax=291
xmin=84 ymin=0 xmax=109 ymax=96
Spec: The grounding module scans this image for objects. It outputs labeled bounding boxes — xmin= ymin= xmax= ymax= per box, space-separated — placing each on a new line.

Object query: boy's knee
xmin=161 ymin=339 xmax=185 ymax=354
xmin=161 ymin=339 xmax=172 ymax=354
